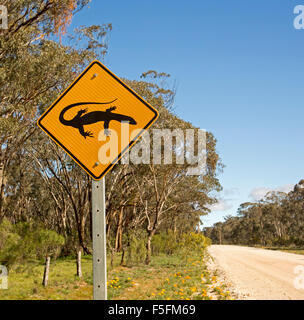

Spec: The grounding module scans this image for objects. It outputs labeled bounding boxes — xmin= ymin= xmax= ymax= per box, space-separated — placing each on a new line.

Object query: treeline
xmin=0 ymin=0 xmax=221 ymax=274
xmin=204 ymin=180 xmax=304 ymax=247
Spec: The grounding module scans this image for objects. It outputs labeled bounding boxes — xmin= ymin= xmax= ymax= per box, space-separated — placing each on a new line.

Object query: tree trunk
xmin=42 ymin=256 xmax=51 ymax=287
xmin=111 ymin=249 xmax=114 ymax=269
xmin=145 ymin=230 xmax=155 ymax=265
xmin=173 ymin=216 xmax=177 ymax=235
xmin=78 ymin=216 xmax=91 ymax=255
xmin=115 ymin=207 xmax=124 ymax=251
xmin=118 ymin=226 xmax=123 ymax=252
xmin=0 ymin=162 xmax=5 ymax=219
xmin=120 ymin=247 xmax=125 ymax=266
xmin=76 ymin=248 xmax=82 ymax=278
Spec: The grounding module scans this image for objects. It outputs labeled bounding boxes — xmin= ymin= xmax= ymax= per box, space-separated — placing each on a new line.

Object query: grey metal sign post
xmin=92 ymin=178 xmax=107 ymax=300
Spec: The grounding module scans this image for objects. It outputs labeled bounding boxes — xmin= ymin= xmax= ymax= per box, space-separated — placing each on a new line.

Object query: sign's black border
xmin=37 ymin=60 xmax=159 ymax=180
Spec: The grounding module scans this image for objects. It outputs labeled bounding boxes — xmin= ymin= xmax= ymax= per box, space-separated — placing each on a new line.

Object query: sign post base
xmin=92 ymin=178 xmax=107 ymax=300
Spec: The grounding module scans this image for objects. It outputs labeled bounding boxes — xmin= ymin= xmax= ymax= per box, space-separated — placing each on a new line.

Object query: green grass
xmin=0 ymin=255 xmax=93 ymax=300
xmin=278 ymin=249 xmax=304 ymax=255
xmin=0 ymin=251 xmax=231 ymax=300
xmin=262 ymin=247 xmax=304 ymax=255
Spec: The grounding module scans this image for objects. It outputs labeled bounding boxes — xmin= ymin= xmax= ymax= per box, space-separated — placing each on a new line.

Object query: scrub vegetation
xmin=0 ymin=232 xmax=231 ymax=300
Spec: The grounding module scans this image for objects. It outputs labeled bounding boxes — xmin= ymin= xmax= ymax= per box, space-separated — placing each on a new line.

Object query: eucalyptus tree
xmin=0 ymin=0 xmax=112 ymax=259
xmin=121 ymin=75 xmax=222 ymax=264
xmin=0 ymin=0 xmax=88 ymax=215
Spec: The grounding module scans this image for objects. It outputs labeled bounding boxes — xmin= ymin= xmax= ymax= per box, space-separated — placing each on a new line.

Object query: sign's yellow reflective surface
xmin=38 ymin=60 xmax=159 ymax=180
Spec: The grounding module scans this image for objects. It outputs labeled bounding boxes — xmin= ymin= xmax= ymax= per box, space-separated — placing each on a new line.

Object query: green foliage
xmin=0 ymin=0 xmax=112 ymax=257
xmin=0 ymin=218 xmax=20 ymax=251
xmin=34 ymin=229 xmax=65 ymax=259
xmin=126 ymin=231 xmax=147 ymax=265
xmin=0 ymin=219 xmax=21 ymax=268
xmin=177 ymin=232 xmax=210 ymax=264
xmin=15 ymin=222 xmax=65 ymax=259
xmin=151 ymin=230 xmax=179 ymax=256
xmin=180 ymin=232 xmax=209 ymax=254
xmin=151 ymin=230 xmax=210 ymax=259
xmin=204 ymin=236 xmax=212 ymax=247
xmin=205 ymin=182 xmax=304 ymax=248
xmin=0 ymin=250 xmax=230 ymax=301
xmin=0 ymin=219 xmax=64 ymax=270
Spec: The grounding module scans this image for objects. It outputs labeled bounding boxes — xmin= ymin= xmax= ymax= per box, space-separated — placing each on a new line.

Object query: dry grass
xmin=0 ymin=251 xmax=231 ymax=300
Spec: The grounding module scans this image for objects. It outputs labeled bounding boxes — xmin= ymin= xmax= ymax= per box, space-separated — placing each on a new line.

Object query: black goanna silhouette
xmin=59 ymin=99 xmax=137 ymax=138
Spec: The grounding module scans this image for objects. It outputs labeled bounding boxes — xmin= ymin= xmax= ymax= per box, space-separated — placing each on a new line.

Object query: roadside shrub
xmin=0 ymin=219 xmax=64 ymax=270
xmin=152 ymin=230 xmax=179 ymax=256
xmin=151 ymin=230 xmax=211 ymax=258
xmin=35 ymin=229 xmax=65 ymax=259
xmin=0 ymin=219 xmax=22 ymax=269
xmin=179 ymin=232 xmax=210 ymax=260
xmin=205 ymin=236 xmax=212 ymax=247
xmin=126 ymin=230 xmax=147 ymax=265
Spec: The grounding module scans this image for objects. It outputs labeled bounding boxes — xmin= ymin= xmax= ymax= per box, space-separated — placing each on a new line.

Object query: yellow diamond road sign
xmin=37 ymin=60 xmax=159 ymax=180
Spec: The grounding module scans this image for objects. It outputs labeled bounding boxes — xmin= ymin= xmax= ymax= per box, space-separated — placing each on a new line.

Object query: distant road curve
xmin=208 ymin=245 xmax=304 ymax=300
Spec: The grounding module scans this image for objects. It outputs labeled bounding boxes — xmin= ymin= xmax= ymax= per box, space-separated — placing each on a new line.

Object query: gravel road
xmin=208 ymin=245 xmax=304 ymax=300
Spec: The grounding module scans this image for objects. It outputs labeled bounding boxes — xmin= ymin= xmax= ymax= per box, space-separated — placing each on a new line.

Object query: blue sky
xmin=67 ymin=0 xmax=304 ymax=227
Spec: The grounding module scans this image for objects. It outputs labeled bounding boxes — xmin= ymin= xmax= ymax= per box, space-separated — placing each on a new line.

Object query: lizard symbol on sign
xmin=59 ymin=99 xmax=137 ymax=138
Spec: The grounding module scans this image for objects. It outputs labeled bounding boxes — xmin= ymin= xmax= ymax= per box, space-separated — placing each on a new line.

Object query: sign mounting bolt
xmin=93 ymin=161 xmax=99 ymax=168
